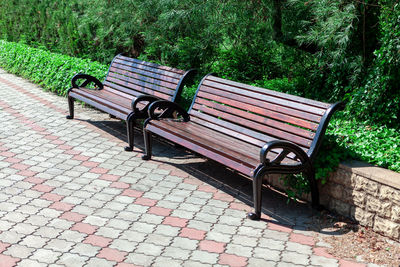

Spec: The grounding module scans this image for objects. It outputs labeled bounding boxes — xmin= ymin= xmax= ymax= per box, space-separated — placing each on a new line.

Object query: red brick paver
xmin=83 ymin=235 xmax=112 ymax=247
xmin=199 ymin=240 xmax=225 ymax=253
xmin=148 ymin=207 xmax=171 ymax=217
xmin=71 ymin=222 xmax=98 ymax=235
xmin=163 ymin=217 xmax=188 ymax=228
xmin=60 ymin=212 xmax=86 ymax=222
xmin=0 ymin=254 xmax=20 ymax=267
xmin=289 ymin=233 xmax=315 ymax=246
xmin=97 ymin=247 xmax=127 ymax=262
xmin=219 ymin=253 xmax=248 ymax=267
xmin=179 ymin=228 xmax=206 ymax=240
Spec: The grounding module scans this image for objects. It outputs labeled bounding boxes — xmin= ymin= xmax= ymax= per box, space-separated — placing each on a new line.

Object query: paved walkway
xmin=0 ymin=69 xmax=381 ymax=267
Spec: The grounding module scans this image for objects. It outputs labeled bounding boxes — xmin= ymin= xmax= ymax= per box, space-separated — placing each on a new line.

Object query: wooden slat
xmin=69 ymin=90 xmax=131 ymax=118
xmin=191 ymin=117 xmax=266 ymax=147
xmin=112 ymin=60 xmax=182 ymax=81
xmin=199 ymin=85 xmax=322 ymax=123
xmin=202 ymin=80 xmax=327 ymax=116
xmin=190 ymin=111 xmax=310 ymax=153
xmin=192 ymin=104 xmax=313 ymax=148
xmin=197 ymin=91 xmax=319 ymax=131
xmin=107 ymin=72 xmax=175 ymax=96
xmin=195 ymin=97 xmax=315 ymax=139
xmin=190 ymin=117 xmax=300 ymax=161
xmin=146 ymin=121 xmax=259 ymax=171
xmin=116 ymin=55 xmax=185 ymax=75
xmin=103 ymin=79 xmax=173 ymax=101
xmin=154 ymin=120 xmax=265 ymax=163
xmin=207 ymin=75 xmax=330 ymax=109
xmin=108 ymin=67 xmax=178 ymax=89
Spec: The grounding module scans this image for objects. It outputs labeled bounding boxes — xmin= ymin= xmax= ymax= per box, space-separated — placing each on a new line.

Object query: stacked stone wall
xmin=265 ymin=161 xmax=400 ymax=240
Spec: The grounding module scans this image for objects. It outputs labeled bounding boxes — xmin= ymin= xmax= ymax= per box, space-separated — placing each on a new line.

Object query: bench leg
xmin=141 ymin=128 xmax=152 ymax=160
xmin=305 ymin=167 xmax=322 ymax=210
xmin=247 ymin=167 xmax=265 ymax=220
xmin=66 ymin=96 xmax=74 ymax=119
xmin=124 ymin=113 xmax=135 ymax=151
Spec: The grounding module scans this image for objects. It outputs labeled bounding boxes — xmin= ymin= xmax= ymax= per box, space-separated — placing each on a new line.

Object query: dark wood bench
xmin=66 ymin=54 xmax=195 ymax=151
xmin=141 ymin=74 xmax=344 ymax=219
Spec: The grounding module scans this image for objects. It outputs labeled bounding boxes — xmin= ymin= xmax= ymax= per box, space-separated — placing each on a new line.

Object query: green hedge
xmin=0 ymin=40 xmax=107 ymax=96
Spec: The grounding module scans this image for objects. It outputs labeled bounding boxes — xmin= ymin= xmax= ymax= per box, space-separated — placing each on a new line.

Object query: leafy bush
xmin=0 ymin=40 xmax=107 ymax=96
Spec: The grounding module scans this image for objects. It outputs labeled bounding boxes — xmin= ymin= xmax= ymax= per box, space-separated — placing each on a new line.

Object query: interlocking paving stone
xmin=0 ymin=70 xmax=389 ymax=267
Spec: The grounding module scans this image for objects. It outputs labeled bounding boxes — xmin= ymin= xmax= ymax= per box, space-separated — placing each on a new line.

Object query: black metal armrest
xmin=147 ymin=100 xmax=190 ymax=121
xmin=71 ymin=73 xmax=103 ymax=89
xmin=260 ymin=140 xmax=311 ymax=167
xmin=132 ymin=95 xmax=160 ymax=114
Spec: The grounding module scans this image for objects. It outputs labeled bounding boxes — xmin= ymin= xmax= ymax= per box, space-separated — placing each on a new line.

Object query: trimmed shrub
xmin=0 ymin=40 xmax=108 ymax=96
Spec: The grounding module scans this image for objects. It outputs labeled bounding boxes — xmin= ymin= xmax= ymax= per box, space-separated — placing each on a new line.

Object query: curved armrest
xmin=147 ymin=100 xmax=190 ymax=122
xmin=71 ymin=73 xmax=103 ymax=89
xmin=260 ymin=140 xmax=310 ymax=167
xmin=132 ymin=95 xmax=160 ymax=114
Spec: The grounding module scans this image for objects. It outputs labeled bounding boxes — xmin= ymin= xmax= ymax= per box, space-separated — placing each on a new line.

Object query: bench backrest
xmin=103 ymin=54 xmax=194 ymax=102
xmin=189 ymin=75 xmax=342 ymax=162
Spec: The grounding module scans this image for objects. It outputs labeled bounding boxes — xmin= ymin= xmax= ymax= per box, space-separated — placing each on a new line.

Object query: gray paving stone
xmin=4 ymin=244 xmax=35 ymax=258
xmin=0 ymin=220 xmax=15 ymax=231
xmin=56 ymin=253 xmax=89 ymax=266
xmin=263 ymin=229 xmax=290 ymax=241
xmin=225 ymin=243 xmax=253 ymax=257
xmin=183 ymin=260 xmax=212 ymax=267
xmin=120 ymin=230 xmax=147 ymax=243
xmin=163 ymin=246 xmax=192 ymax=260
xmin=135 ymin=242 xmax=164 ymax=256
xmin=11 ymin=222 xmax=38 ymax=235
xmin=37 ymin=208 xmax=63 ymax=218
xmin=126 ymin=252 xmax=155 ymax=266
xmin=187 ymin=220 xmax=213 ymax=232
xmin=206 ymin=231 xmax=232 ymax=243
xmin=85 ymin=257 xmax=115 ymax=267
xmin=106 ymin=218 xmax=131 ymax=230
xmin=253 ymin=247 xmax=282 ymax=261
xmin=30 ymin=248 xmax=62 ymax=264
xmin=153 ymin=257 xmax=184 ymax=267
xmin=286 ymin=241 xmax=313 ymax=255
xmin=131 ymin=222 xmax=157 ymax=234
xmin=194 ymin=212 xmax=219 ymax=224
xmin=35 ymin=226 xmax=63 ymax=239
xmin=0 ymin=231 xmax=25 ymax=244
xmin=45 ymin=239 xmax=75 ymax=252
xmin=96 ymin=226 xmax=122 ymax=239
xmin=70 ymin=243 xmax=101 ymax=257
xmin=83 ymin=215 xmax=109 ymax=226
xmin=17 ymin=259 xmax=48 ymax=267
xmin=310 ymin=255 xmax=339 ymax=267
xmin=281 ymin=251 xmax=310 ymax=265
xmin=212 ymin=224 xmax=238 ymax=235
xmin=171 ymin=237 xmax=199 ymax=250
xmin=191 ymin=248 xmax=219 ymax=263
xmin=248 ymin=258 xmax=277 ymax=267
xmin=47 ymin=218 xmax=74 ymax=230
xmin=110 ymin=239 xmax=138 ymax=252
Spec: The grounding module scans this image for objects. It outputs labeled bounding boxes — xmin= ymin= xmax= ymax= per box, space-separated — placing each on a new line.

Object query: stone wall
xmin=265 ymin=161 xmax=400 ymax=240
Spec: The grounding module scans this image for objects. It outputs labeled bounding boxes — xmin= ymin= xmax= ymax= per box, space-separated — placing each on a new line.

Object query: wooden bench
xmin=141 ymin=74 xmax=344 ymax=219
xmin=66 ymin=54 xmax=195 ymax=151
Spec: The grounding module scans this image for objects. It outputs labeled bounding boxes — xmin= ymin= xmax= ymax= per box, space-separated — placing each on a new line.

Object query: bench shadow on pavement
xmin=87 ymin=119 xmax=354 ymax=236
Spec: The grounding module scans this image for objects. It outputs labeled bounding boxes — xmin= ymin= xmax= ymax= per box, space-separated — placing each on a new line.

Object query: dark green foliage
xmin=349 ymin=1 xmax=400 ymax=127
xmin=0 ymin=40 xmax=107 ymax=96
